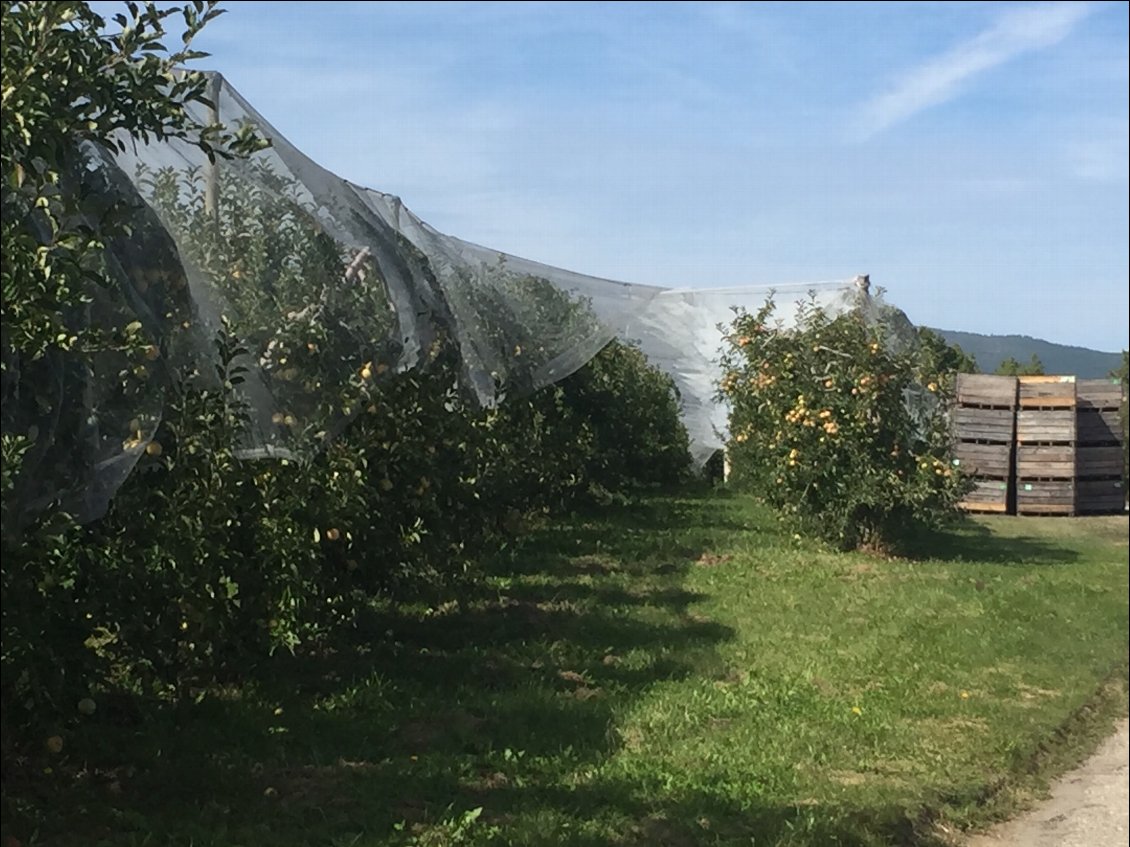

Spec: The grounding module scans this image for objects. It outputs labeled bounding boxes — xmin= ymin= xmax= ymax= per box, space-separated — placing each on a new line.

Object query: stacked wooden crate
xmin=1075 ymin=379 xmax=1125 ymax=514
xmin=953 ymin=374 xmax=1017 ymax=513
xmin=1015 ymin=376 xmax=1077 ymax=515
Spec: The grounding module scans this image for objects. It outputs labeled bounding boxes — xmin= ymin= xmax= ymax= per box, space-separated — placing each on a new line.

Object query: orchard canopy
xmin=6 ymin=72 xmax=908 ymax=520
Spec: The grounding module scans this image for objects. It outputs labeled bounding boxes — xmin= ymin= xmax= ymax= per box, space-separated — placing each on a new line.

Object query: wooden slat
xmin=1019 ymin=375 xmax=1079 ymax=385
xmin=1017 ymin=503 xmax=1075 ymax=515
xmin=1077 ymin=379 xmax=1125 ymax=411
xmin=1017 ymin=483 xmax=1075 ymax=500
xmin=952 ymin=407 xmax=1015 ymax=442
xmin=1016 ymin=410 xmax=1076 ymax=443
xmin=1076 ymin=446 xmax=1123 ymax=479
xmin=956 ymin=374 xmax=1017 ymax=408
xmin=1018 ymin=396 xmax=1076 ymax=408
xmin=1016 ymin=445 xmax=1074 ymax=478
xmin=1076 ymin=409 xmax=1122 ymax=445
xmin=958 ymin=501 xmax=1009 ymax=514
xmin=953 ymin=443 xmax=1012 ymax=478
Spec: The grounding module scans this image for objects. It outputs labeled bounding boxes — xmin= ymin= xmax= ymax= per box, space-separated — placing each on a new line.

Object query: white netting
xmin=6 ymin=73 xmax=873 ymax=522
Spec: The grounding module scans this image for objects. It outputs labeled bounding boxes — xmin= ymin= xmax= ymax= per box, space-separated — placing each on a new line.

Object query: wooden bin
xmin=1076 ymin=379 xmax=1124 ymax=413
xmin=953 ymin=375 xmax=1017 ymax=514
xmin=956 ymin=374 xmax=1018 ymax=409
xmin=1076 ymin=378 xmax=1124 ymax=446
xmin=1016 ymin=409 xmax=1076 ymax=445
xmin=953 ymin=442 xmax=1012 ymax=478
xmin=952 ymin=407 xmax=1016 ymax=443
xmin=1016 ymin=445 xmax=1076 ymax=516
xmin=1077 ymin=409 xmax=1122 ymax=444
xmin=1076 ymin=478 xmax=1125 ymax=515
xmin=959 ymin=478 xmax=1010 ymax=513
xmin=1017 ymin=375 xmax=1077 ymax=409
xmin=1017 ymin=479 xmax=1076 ymax=515
xmin=1076 ymin=446 xmax=1123 ymax=479
xmin=1016 ymin=445 xmax=1075 ymax=478
xmin=1016 ymin=376 xmax=1076 ymax=444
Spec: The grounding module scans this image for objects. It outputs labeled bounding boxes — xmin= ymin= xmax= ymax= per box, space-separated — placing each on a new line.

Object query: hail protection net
xmin=7 ymin=72 xmax=892 ymax=524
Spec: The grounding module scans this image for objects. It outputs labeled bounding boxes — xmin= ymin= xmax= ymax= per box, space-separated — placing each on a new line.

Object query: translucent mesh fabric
xmin=626 ymin=284 xmax=864 ymax=464
xmin=8 ymin=73 xmax=876 ymax=523
xmin=3 ymin=142 xmax=182 ymax=522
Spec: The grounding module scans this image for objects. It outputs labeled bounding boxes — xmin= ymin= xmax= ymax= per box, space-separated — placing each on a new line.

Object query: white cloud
xmin=852 ymin=2 xmax=1094 ymax=140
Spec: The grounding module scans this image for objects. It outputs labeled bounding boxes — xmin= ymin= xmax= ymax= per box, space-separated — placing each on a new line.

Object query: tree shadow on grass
xmin=5 ymin=491 xmax=948 ymax=846
xmin=459 ymin=781 xmax=955 ymax=847
xmin=898 ymin=516 xmax=1082 ymax=567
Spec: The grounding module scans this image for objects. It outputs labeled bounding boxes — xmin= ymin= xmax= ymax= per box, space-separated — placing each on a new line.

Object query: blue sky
xmin=140 ymin=2 xmax=1130 ymax=350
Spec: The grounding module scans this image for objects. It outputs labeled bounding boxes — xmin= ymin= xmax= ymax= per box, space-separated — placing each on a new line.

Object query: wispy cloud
xmin=852 ymin=2 xmax=1094 ymax=140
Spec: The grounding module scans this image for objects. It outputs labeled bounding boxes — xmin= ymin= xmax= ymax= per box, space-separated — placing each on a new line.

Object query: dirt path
xmin=965 ymin=719 xmax=1129 ymax=847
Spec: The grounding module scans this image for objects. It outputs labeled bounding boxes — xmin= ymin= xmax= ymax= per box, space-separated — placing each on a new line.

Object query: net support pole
xmin=203 ymin=73 xmax=221 ymax=224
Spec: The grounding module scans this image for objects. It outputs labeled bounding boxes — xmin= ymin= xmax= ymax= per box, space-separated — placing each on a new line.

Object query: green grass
xmin=4 ymin=491 xmax=1127 ymax=847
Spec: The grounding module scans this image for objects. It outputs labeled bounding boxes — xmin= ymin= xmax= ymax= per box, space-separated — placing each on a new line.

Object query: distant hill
xmin=929 ymin=329 xmax=1123 ymax=378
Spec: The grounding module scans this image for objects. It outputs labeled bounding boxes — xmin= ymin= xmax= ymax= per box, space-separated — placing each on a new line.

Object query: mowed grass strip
xmin=8 ymin=492 xmax=1127 ymax=847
